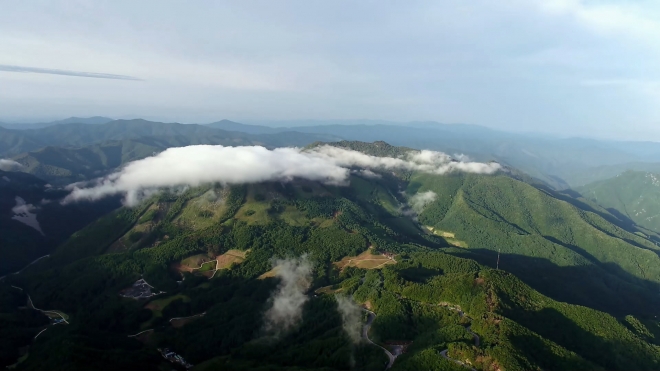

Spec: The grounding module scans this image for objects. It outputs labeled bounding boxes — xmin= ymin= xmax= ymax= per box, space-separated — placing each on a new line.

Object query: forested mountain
xmin=578 ymin=171 xmax=660 ymax=234
xmin=4 ymin=141 xmax=660 ymax=370
xmin=0 ymin=170 xmax=121 ymax=277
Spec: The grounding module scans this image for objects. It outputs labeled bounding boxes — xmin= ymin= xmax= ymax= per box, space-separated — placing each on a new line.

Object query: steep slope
xmin=412 ymin=172 xmax=660 ymax=316
xmin=577 ymin=171 xmax=660 ymax=233
xmin=0 ymin=170 xmax=121 ymax=277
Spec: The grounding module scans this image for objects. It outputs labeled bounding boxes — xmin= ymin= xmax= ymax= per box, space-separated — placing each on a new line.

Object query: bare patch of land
xmin=216 ymin=249 xmax=248 ymax=269
xmin=120 ymin=279 xmax=164 ymax=300
xmin=258 ymin=267 xmax=279 ymax=280
xmin=334 ymin=250 xmax=396 ymax=270
xmin=423 ymin=226 xmax=468 ymax=248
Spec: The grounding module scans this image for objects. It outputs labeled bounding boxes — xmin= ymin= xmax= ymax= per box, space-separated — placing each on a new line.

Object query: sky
xmin=0 ymin=0 xmax=659 ymax=140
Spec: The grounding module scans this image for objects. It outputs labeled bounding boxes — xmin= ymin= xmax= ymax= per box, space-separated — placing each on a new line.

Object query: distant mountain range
xmin=4 ymin=117 xmax=660 ymax=189
xmin=0 ymin=116 xmax=114 ymax=130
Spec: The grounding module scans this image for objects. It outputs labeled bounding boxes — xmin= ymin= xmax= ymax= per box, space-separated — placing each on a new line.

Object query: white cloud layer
xmin=63 ymin=144 xmax=500 ymax=205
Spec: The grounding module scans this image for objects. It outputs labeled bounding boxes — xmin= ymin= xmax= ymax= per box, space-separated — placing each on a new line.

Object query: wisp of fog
xmin=335 ymin=295 xmax=363 ymax=344
xmin=0 ymin=159 xmax=22 ymax=171
xmin=63 ymin=144 xmax=500 ymax=205
xmin=263 ymin=256 xmax=313 ymax=338
xmin=409 ymin=190 xmax=438 ymax=214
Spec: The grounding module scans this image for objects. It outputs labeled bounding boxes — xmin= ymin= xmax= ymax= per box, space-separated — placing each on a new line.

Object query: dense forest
xmin=3 ymin=141 xmax=660 ymax=370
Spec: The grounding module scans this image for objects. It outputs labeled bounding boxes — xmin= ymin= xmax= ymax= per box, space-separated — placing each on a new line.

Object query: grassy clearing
xmin=424 ymin=226 xmax=468 ymax=247
xmin=145 ymin=294 xmax=190 ymax=313
xmin=216 ymin=249 xmax=248 ymax=270
xmin=45 ymin=310 xmax=70 ymax=321
xmin=279 ymin=205 xmax=309 ymax=226
xmin=235 ymin=201 xmax=270 ymax=224
xmin=334 ymin=249 xmax=396 ymax=270
xmin=314 ymin=285 xmax=343 ymax=295
xmin=198 ymin=261 xmax=217 ymax=272
xmin=313 ymin=217 xmax=334 ymax=228
xmin=181 ymin=254 xmax=210 ymax=268
xmin=174 ymin=189 xmax=227 ymax=230
xmin=142 ymin=294 xmax=191 ymax=329
xmin=171 ymin=313 xmax=205 ymax=328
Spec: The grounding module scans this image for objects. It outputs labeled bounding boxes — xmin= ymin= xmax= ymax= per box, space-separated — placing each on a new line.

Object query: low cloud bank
xmin=263 ymin=256 xmax=313 ymax=337
xmin=0 ymin=159 xmax=22 ymax=171
xmin=64 ymin=144 xmax=500 ymax=205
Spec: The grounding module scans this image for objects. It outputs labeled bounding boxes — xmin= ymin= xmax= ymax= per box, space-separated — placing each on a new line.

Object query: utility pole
xmin=496 ymin=249 xmax=500 ymax=270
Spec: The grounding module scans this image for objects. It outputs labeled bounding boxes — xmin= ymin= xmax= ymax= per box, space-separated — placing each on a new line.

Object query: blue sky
xmin=0 ymin=0 xmax=658 ymax=139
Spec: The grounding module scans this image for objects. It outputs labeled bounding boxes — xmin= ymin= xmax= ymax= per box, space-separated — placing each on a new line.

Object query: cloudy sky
xmin=1 ymin=0 xmax=658 ymax=139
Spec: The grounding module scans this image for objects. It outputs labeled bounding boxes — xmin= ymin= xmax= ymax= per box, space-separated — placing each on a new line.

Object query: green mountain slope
xmin=0 ymin=170 xmax=121 ymax=277
xmin=577 ymin=171 xmax=660 ymax=234
xmin=412 ymin=171 xmax=660 ymax=316
xmin=4 ymin=141 xmax=660 ymax=370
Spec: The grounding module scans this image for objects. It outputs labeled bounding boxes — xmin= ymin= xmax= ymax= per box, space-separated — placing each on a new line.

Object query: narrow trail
xmin=127 ymin=312 xmax=206 ymax=338
xmin=169 ymin=312 xmax=206 ymax=323
xmin=128 ymin=328 xmax=155 ymax=338
xmin=0 ymin=254 xmax=50 ymax=281
xmin=362 ymin=309 xmax=397 ymax=370
xmin=27 ymin=294 xmax=69 ymax=324
xmin=8 ymin=284 xmax=69 ymax=325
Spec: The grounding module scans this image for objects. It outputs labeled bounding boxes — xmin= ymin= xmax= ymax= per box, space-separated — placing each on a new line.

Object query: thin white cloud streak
xmin=263 ymin=256 xmax=313 ymax=337
xmin=63 ymin=144 xmax=500 ymax=205
xmin=0 ymin=159 xmax=23 ymax=171
xmin=0 ymin=64 xmax=142 ymax=81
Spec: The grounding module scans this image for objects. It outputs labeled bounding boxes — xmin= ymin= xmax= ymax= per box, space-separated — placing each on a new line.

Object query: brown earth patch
xmin=334 ymin=250 xmax=396 ymax=270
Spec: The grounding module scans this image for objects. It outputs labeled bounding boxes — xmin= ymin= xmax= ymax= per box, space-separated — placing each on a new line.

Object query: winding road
xmin=362 ymin=309 xmax=397 ymax=370
xmin=438 ymin=304 xmax=480 ymax=371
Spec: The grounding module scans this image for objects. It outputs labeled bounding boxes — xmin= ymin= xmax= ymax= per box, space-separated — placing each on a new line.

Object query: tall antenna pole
xmin=496 ymin=249 xmax=500 ymax=270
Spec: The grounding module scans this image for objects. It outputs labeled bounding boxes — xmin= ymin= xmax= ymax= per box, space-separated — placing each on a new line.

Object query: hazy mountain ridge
xmin=0 ymin=118 xmax=341 ymax=157
xmin=0 ymin=116 xmax=114 ymax=130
